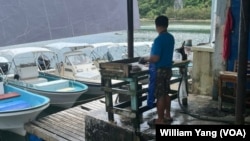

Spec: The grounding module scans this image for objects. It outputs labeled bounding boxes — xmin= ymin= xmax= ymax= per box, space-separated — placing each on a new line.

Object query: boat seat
xmin=0 ymin=100 xmax=30 ymax=111
xmin=0 ymin=92 xmax=20 ymax=100
xmin=56 ymin=87 xmax=75 ymax=92
xmin=34 ymin=79 xmax=70 ymax=90
xmin=16 ymin=63 xmax=48 ymax=84
xmin=23 ymin=77 xmax=48 ymax=84
xmin=17 ymin=63 xmax=38 ymax=80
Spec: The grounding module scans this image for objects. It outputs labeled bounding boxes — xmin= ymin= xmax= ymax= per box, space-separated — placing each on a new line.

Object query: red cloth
xmin=223 ymin=7 xmax=233 ymax=61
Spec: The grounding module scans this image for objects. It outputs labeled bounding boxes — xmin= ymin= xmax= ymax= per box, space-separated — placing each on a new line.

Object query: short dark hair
xmin=155 ymin=15 xmax=169 ymax=28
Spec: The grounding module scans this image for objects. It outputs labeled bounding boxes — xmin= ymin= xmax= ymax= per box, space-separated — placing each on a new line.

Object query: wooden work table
xmin=99 ymin=57 xmax=190 ymax=132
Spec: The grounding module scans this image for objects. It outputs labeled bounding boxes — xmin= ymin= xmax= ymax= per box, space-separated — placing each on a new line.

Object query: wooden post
xmin=102 ymin=77 xmax=114 ymax=121
xmin=236 ymin=0 xmax=250 ymax=125
xmin=127 ymin=0 xmax=134 ymax=58
xmin=129 ymin=78 xmax=140 ymax=132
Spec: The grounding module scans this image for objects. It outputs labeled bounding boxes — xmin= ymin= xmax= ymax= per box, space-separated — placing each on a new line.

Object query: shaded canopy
xmin=0 ymin=0 xmax=140 ymax=47
xmin=0 ymin=47 xmax=53 ymax=59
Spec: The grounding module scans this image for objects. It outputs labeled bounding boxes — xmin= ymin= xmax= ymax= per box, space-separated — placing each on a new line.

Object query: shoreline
xmin=140 ymin=19 xmax=211 ymax=23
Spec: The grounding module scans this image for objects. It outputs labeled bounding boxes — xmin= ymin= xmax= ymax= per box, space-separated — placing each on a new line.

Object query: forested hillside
xmin=138 ymin=0 xmax=211 ymax=20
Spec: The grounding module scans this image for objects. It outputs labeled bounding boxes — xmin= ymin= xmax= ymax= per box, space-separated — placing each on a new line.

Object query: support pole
xmin=235 ymin=0 xmax=250 ymax=125
xmin=127 ymin=0 xmax=134 ymax=58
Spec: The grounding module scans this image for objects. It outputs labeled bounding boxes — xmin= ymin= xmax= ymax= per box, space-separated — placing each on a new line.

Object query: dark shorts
xmin=154 ymin=68 xmax=172 ymax=99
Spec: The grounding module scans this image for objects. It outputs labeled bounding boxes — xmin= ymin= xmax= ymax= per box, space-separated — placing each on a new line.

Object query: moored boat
xmin=41 ymin=42 xmax=152 ymax=98
xmin=0 ymin=47 xmax=88 ymax=108
xmin=0 ymin=77 xmax=50 ymax=136
xmin=42 ymin=42 xmax=104 ymax=98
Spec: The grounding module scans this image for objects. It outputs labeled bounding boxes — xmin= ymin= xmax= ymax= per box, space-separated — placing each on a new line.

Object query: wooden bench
xmin=218 ymin=61 xmax=250 ymax=110
xmin=0 ymin=92 xmax=20 ymax=100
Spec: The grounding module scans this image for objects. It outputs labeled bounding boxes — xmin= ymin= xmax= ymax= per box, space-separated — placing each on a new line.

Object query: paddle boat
xmin=0 ymin=64 xmax=50 ymax=136
xmin=0 ymin=47 xmax=88 ymax=108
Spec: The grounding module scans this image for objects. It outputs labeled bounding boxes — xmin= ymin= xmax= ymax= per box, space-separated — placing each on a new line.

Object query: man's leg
xmin=156 ymin=96 xmax=166 ymax=124
xmin=164 ymin=69 xmax=172 ymax=120
xmin=164 ymin=94 xmax=171 ymax=119
xmin=155 ymin=68 xmax=172 ymax=124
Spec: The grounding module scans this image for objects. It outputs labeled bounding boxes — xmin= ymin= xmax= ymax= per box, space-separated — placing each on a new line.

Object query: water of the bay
xmin=0 ymin=21 xmax=211 ymax=141
xmin=6 ymin=20 xmax=211 ymax=49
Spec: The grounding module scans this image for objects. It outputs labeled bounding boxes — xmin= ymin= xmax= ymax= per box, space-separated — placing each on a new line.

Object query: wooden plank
xmin=25 ymin=123 xmax=69 ymax=141
xmin=100 ymin=60 xmax=190 ymax=79
xmin=49 ymin=111 xmax=85 ymax=122
xmin=100 ymin=70 xmax=125 ymax=78
xmin=87 ymin=101 xmax=105 ymax=108
xmin=27 ymin=106 xmax=88 ymax=140
xmin=51 ymin=111 xmax=85 ymax=123
xmin=67 ymin=107 xmax=90 ymax=114
xmin=99 ymin=61 xmax=132 ymax=77
xmin=103 ymin=87 xmax=130 ymax=95
xmin=0 ymin=92 xmax=20 ymax=100
xmin=80 ymin=103 xmax=99 ymax=110
xmin=38 ymin=118 xmax=85 ymax=140
xmin=38 ymin=118 xmax=84 ymax=137
xmin=81 ymin=102 xmax=105 ymax=110
xmin=111 ymin=57 xmax=139 ymax=63
xmin=81 ymin=105 xmax=101 ymax=111
xmin=25 ymin=93 xmax=120 ymax=141
xmin=32 ymin=120 xmax=82 ymax=141
xmin=40 ymin=118 xmax=84 ymax=132
xmin=43 ymin=113 xmax=83 ymax=122
xmin=42 ymin=112 xmax=84 ymax=128
xmin=66 ymin=111 xmax=87 ymax=121
xmin=50 ymin=115 xmax=85 ymax=130
xmin=99 ymin=62 xmax=128 ymax=70
xmin=68 ymin=106 xmax=91 ymax=115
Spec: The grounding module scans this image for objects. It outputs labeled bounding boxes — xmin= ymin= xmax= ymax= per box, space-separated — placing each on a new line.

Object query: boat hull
xmin=0 ymin=83 xmax=50 ymax=136
xmin=39 ymin=72 xmax=104 ymax=105
xmin=80 ymin=81 xmax=103 ymax=96
xmin=0 ymin=103 xmax=49 ymax=136
xmin=8 ymin=83 xmax=87 ymax=108
xmin=75 ymin=82 xmax=104 ymax=105
xmin=6 ymin=73 xmax=88 ymax=108
xmin=28 ymin=88 xmax=86 ymax=108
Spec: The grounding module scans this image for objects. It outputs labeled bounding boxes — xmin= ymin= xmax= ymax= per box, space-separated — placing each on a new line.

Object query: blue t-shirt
xmin=151 ymin=32 xmax=175 ymax=69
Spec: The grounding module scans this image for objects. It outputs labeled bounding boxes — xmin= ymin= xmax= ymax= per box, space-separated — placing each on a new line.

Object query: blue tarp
xmin=228 ymin=0 xmax=250 ymax=70
xmin=226 ymin=0 xmax=250 ymax=88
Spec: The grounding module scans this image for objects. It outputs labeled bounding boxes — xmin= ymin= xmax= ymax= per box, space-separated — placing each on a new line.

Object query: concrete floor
xmin=2 ymin=83 xmax=249 ymax=141
xmin=162 ymin=93 xmax=250 ymax=125
xmin=141 ymin=93 xmax=250 ymax=139
xmin=85 ymin=92 xmax=250 ymax=141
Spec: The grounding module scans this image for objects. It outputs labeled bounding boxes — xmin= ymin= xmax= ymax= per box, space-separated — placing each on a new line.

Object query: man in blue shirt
xmin=139 ymin=15 xmax=175 ymax=125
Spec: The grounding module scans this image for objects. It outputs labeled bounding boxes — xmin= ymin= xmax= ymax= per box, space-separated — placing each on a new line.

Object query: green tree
xmin=138 ymin=0 xmax=211 ymax=20
xmin=138 ymin=0 xmax=175 ymax=19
